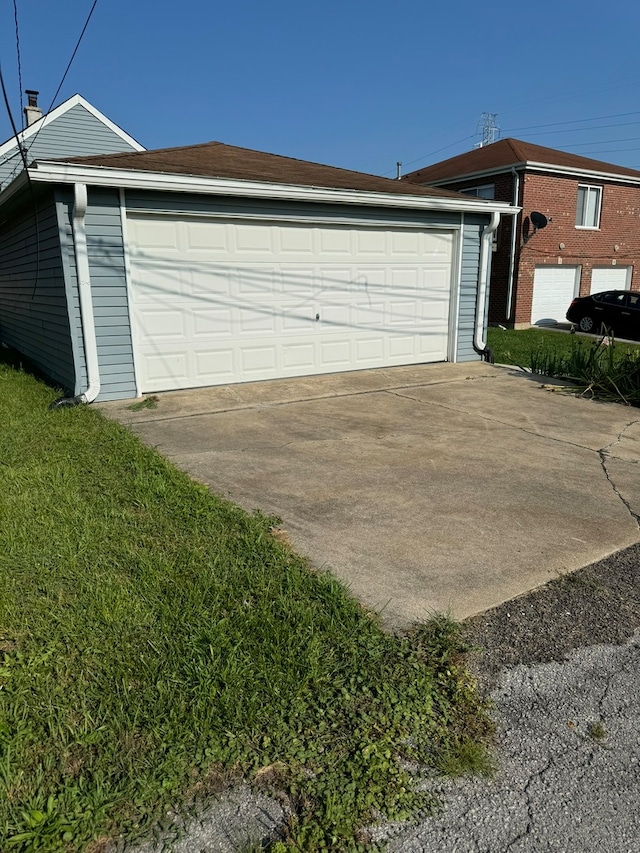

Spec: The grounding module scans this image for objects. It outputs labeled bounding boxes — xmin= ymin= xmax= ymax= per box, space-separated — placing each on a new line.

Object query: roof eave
xmin=18 ymin=161 xmax=519 ymax=215
xmin=421 ymin=160 xmax=640 ymax=188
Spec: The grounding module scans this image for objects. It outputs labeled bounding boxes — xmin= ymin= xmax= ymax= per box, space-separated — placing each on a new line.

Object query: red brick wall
xmin=430 ymin=170 xmax=640 ymax=326
xmin=513 ymin=173 xmax=640 ymax=326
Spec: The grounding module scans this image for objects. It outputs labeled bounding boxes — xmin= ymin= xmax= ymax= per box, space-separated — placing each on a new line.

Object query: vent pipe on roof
xmin=24 ymin=90 xmax=42 ymax=127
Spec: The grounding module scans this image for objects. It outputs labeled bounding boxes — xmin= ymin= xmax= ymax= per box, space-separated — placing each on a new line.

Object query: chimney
xmin=24 ymin=90 xmax=42 ymax=127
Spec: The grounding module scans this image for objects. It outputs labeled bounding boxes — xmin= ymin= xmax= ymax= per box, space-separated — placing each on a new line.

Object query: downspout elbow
xmin=474 ymin=210 xmax=500 ymax=362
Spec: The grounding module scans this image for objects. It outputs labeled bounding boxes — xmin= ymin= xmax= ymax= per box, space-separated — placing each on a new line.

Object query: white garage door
xmin=127 ymin=214 xmax=454 ymax=393
xmin=590 ymin=266 xmax=632 ymax=293
xmin=531 ymin=266 xmax=581 ymax=325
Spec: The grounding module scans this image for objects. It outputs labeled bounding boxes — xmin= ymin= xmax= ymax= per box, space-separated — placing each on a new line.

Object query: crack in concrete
xmin=385 ymin=389 xmax=607 ymax=456
xmin=598 ymin=420 xmax=640 ymax=529
xmin=120 ymin=376 xmax=496 ymax=426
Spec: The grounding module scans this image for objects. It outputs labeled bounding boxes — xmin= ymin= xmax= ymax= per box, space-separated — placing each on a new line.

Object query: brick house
xmin=403 ymin=138 xmax=640 ymax=328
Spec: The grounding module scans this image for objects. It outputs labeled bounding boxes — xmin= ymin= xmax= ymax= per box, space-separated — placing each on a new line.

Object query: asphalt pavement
xmin=115 ymin=543 xmax=639 ymax=853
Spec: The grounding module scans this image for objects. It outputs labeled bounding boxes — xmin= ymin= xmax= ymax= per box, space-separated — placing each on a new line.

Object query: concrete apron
xmin=99 ymin=363 xmax=640 ymax=631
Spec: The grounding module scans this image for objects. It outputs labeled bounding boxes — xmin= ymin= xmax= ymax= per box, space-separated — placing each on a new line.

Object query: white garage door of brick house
xmin=531 ymin=266 xmax=581 ymax=326
xmin=590 ymin=266 xmax=632 ymax=294
xmin=126 ymin=214 xmax=455 ymax=393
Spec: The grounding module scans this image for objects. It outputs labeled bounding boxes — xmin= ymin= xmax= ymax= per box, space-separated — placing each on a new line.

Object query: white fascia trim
xmin=26 ymin=162 xmax=518 ymax=215
xmin=426 ymin=165 xmax=526 ymax=187
xmin=427 ymin=161 xmax=640 ymax=188
xmin=0 ymin=94 xmax=145 ymax=159
xmin=524 ymin=161 xmax=640 ymax=185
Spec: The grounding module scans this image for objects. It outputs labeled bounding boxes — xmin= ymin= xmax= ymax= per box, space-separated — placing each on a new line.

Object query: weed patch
xmin=488 ymin=327 xmax=640 ymax=406
xmin=0 ymin=365 xmax=493 ymax=851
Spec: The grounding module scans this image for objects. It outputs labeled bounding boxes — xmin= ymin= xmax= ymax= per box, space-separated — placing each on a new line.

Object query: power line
xmin=504 ymin=119 xmax=640 ymax=139
xmin=0 ymin=61 xmax=40 ymax=298
xmin=12 ymin=0 xmax=23 ymax=123
xmin=10 ymin=0 xmax=101 ymax=186
xmin=504 ymin=110 xmax=640 ymax=133
xmin=46 ymin=0 xmax=99 ymax=113
xmin=382 ymin=134 xmax=476 ymax=176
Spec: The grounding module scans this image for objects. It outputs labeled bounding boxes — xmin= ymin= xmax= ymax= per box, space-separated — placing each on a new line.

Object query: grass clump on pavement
xmin=487 ymin=327 xmax=640 ymax=405
xmin=0 ymin=363 xmax=493 ymax=852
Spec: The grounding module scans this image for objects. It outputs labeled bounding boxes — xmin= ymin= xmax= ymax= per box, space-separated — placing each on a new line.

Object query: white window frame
xmin=460 ymin=183 xmax=495 ymax=200
xmin=576 ymin=184 xmax=602 ymax=229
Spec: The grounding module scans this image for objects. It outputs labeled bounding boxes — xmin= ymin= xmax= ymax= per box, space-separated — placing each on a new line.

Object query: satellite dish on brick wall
xmin=523 ymin=211 xmax=550 ymax=243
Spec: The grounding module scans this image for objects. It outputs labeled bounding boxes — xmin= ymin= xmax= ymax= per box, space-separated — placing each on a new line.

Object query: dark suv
xmin=566 ymin=290 xmax=640 ymax=340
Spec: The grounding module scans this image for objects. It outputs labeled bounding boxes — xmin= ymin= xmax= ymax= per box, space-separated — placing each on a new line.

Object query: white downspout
xmin=474 ymin=211 xmax=501 ymax=359
xmin=505 ymin=167 xmax=520 ymax=321
xmin=72 ymin=182 xmax=101 ymax=402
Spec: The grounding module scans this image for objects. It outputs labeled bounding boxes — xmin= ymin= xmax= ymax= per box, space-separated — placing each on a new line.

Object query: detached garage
xmin=0 ymin=141 xmax=515 ymax=402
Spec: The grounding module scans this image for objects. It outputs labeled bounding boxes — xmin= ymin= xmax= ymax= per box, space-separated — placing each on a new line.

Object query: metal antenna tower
xmin=475 ymin=113 xmax=500 ymax=148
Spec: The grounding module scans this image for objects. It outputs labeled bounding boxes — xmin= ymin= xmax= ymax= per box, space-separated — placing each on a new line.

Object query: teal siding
xmin=56 ymin=187 xmax=137 ymax=401
xmin=0 ymin=103 xmax=140 ymax=190
xmin=0 ymin=189 xmax=76 ymax=391
xmin=86 ymin=190 xmax=137 ymax=400
xmin=456 ymin=216 xmax=488 ymax=362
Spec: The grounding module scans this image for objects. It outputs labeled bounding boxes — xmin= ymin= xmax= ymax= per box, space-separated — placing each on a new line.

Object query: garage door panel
xmin=355 ymin=303 xmax=385 ymax=326
xmin=191 ymin=268 xmax=233 ymax=297
xmin=356 ymin=231 xmax=387 ymax=255
xmin=185 ymin=220 xmax=228 ymax=252
xmin=282 ymin=342 xmax=315 ymax=369
xmin=242 ymin=346 xmax=277 ymax=373
xmin=128 ymin=215 xmax=454 ymax=392
xmin=193 ymin=308 xmax=233 ymax=337
xmin=195 ymin=349 xmax=235 ymax=380
xmin=320 ymin=338 xmax=351 ymax=366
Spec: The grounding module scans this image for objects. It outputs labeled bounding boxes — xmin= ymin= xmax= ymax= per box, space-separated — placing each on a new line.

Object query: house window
xmin=576 ymin=185 xmax=602 ymax=228
xmin=460 ymin=184 xmax=495 ymax=199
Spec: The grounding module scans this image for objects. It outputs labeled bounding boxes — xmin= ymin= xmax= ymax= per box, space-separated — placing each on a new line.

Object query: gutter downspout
xmin=505 ymin=167 xmax=520 ymax=321
xmin=50 ymin=183 xmax=101 ymax=408
xmin=473 ymin=210 xmax=501 ymax=362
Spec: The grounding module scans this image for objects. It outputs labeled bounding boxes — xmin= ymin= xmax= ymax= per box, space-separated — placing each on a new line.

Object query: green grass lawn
xmin=487 ymin=327 xmax=640 ymax=405
xmin=0 ymin=362 xmax=493 ymax=852
xmin=487 ymin=326 xmax=640 ymax=368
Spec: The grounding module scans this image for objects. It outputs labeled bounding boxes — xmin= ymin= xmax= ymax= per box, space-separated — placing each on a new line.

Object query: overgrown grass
xmin=0 ymin=364 xmax=493 ymax=852
xmin=488 ymin=327 xmax=640 ymax=405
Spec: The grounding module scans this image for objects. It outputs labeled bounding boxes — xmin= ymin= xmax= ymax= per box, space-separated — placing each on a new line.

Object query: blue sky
xmin=1 ymin=0 xmax=640 ymax=176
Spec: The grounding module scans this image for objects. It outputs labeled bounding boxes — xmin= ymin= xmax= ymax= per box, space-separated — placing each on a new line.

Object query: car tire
xmin=578 ymin=315 xmax=596 ymax=333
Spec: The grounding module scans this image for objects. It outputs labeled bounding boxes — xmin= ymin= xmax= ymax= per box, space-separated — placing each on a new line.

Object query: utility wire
xmin=504 ymin=111 xmax=640 ymax=133
xmin=0 ymin=61 xmax=40 ymax=298
xmin=13 ymin=0 xmax=23 ymax=123
xmin=8 ymin=0 xmax=101 ymax=185
xmin=46 ymin=0 xmax=99 ymax=114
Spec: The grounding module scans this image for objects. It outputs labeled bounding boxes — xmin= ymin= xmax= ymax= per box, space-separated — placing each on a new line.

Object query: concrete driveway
xmin=99 ymin=363 xmax=640 ymax=630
